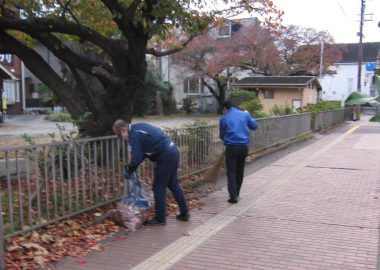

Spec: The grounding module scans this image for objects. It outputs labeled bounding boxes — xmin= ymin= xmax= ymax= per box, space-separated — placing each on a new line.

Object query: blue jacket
xmin=219 ymin=108 xmax=258 ymax=145
xmin=127 ymin=123 xmax=173 ymax=173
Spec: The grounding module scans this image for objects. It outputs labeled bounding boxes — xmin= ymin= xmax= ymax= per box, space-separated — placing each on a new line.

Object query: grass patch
xmin=47 ymin=112 xmax=73 ymax=122
xmin=370 ymin=115 xmax=380 ymax=122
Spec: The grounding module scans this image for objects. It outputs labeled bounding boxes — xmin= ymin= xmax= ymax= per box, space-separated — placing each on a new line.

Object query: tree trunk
xmin=216 ymin=87 xmax=226 ymax=115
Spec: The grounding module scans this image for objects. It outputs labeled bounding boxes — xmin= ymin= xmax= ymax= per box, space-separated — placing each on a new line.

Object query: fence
xmin=0 ymin=110 xmax=345 ymax=266
xmin=0 ymin=136 xmax=127 ymax=239
xmin=311 ymin=109 xmax=346 ymax=131
xmin=251 ymin=113 xmax=311 ymax=151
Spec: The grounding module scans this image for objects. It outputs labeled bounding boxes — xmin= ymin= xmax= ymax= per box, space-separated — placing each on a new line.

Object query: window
xmin=292 ymin=99 xmax=301 ymax=109
xmin=364 ymin=74 xmax=371 ymax=87
xmin=264 ymin=89 xmax=274 ymax=99
xmin=347 ymin=78 xmax=354 ymax=93
xmin=184 ymin=78 xmax=204 ymax=94
xmin=3 ymin=79 xmax=20 ymax=104
xmin=170 ymin=53 xmax=181 ymax=65
xmin=218 ymin=21 xmax=231 ymax=37
xmin=188 ymin=79 xmax=198 ymax=93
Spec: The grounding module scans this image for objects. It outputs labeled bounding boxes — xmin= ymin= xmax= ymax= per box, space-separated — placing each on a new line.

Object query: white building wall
xmin=320 ymin=62 xmax=375 ymax=102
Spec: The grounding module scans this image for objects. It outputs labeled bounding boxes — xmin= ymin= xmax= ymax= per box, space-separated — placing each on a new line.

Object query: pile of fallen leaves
xmin=5 ymin=209 xmax=120 ymax=270
xmin=4 ymin=176 xmax=210 ymax=270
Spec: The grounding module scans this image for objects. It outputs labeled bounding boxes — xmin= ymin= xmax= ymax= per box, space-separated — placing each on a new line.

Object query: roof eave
xmin=0 ymin=64 xmax=18 ymax=80
xmin=232 ymin=83 xmax=309 ymax=87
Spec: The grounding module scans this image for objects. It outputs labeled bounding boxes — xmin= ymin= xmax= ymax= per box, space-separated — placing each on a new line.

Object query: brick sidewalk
xmin=56 ymin=119 xmax=380 ymax=270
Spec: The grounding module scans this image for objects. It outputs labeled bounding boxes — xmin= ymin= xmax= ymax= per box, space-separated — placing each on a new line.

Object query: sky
xmin=272 ymin=0 xmax=380 ymax=44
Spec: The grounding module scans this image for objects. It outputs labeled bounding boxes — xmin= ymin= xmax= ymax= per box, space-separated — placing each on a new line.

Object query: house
xmin=160 ymin=18 xmax=257 ymax=112
xmin=0 ymin=53 xmax=22 ymax=115
xmin=23 ymin=44 xmax=62 ymax=112
xmin=232 ymin=76 xmax=321 ymax=112
xmin=320 ymin=42 xmax=380 ymax=102
xmin=0 ymin=45 xmax=64 ymax=117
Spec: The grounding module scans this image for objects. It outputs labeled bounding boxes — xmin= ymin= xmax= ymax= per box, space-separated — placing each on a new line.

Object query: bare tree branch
xmin=146 ymin=34 xmax=198 ymax=56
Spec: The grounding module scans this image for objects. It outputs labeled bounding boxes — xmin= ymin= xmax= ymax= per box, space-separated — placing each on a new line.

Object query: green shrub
xmin=297 ymin=101 xmax=341 ymax=113
xmin=229 ymin=90 xmax=256 ymax=106
xmin=182 ymin=97 xmax=197 ymax=114
xmin=239 ymin=97 xmax=267 ymax=118
xmin=270 ymin=104 xmax=296 ymax=116
xmin=161 ymin=82 xmax=177 ymax=115
xmin=370 ymin=115 xmax=380 ymax=122
xmin=47 ymin=112 xmax=73 ymax=122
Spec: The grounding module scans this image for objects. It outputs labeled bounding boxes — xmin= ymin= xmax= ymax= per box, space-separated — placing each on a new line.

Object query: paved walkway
xmin=56 ymin=117 xmax=380 ymax=270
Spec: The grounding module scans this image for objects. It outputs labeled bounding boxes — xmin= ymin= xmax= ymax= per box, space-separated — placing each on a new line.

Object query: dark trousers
xmin=225 ymin=144 xmax=248 ymax=200
xmin=153 ymin=146 xmax=188 ymax=222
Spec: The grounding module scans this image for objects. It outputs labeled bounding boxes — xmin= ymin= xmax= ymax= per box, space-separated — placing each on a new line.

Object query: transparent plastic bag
xmin=117 ymin=173 xmax=153 ymax=231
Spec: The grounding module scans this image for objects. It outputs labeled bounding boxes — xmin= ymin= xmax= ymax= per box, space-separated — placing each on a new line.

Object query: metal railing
xmin=251 ymin=113 xmax=312 ymax=151
xmin=311 ymin=109 xmax=345 ymax=131
xmin=0 ymin=136 xmax=127 ymax=239
xmin=0 ymin=110 xmax=346 ymax=259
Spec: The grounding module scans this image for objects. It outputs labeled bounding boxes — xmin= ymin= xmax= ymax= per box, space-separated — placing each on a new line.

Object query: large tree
xmin=0 ymin=0 xmax=282 ymax=136
xmin=274 ymin=24 xmax=344 ymax=76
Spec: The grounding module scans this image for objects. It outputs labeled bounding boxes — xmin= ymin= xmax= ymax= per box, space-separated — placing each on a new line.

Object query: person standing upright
xmin=219 ymin=100 xmax=258 ymax=203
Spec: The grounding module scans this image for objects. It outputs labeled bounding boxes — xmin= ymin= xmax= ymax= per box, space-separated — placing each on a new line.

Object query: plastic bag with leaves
xmin=117 ymin=173 xmax=153 ymax=231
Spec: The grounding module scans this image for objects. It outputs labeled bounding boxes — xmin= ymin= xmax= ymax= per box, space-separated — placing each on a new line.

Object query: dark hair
xmin=222 ymin=100 xmax=233 ymax=110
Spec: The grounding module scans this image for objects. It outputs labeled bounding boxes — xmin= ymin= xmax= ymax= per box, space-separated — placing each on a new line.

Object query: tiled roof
xmin=339 ymin=42 xmax=380 ymax=63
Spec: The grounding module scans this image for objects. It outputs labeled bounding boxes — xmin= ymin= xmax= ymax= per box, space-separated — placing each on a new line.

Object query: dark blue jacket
xmin=127 ymin=123 xmax=173 ymax=173
xmin=219 ymin=108 xmax=258 ymax=145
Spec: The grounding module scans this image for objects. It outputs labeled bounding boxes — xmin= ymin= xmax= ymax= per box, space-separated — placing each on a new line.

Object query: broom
xmin=202 ymin=151 xmax=225 ymax=184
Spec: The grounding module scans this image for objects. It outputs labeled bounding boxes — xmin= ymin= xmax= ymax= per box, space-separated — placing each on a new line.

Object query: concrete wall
xmin=320 ymin=63 xmax=376 ymax=102
xmin=257 ymin=86 xmax=318 ymax=113
xmin=302 ymin=84 xmax=319 ymax=105
xmin=258 ymin=88 xmax=302 ymax=112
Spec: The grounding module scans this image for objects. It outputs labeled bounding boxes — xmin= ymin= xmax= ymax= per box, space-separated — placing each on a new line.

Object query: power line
xmin=335 ymin=0 xmax=350 ymax=21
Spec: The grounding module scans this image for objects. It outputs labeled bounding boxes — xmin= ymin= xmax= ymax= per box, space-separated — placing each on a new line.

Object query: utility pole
xmin=319 ymin=41 xmax=324 ymax=80
xmin=357 ymin=0 xmax=365 ymax=92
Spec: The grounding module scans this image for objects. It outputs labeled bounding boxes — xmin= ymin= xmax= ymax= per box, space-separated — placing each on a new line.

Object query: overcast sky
xmin=272 ymin=0 xmax=380 ymax=44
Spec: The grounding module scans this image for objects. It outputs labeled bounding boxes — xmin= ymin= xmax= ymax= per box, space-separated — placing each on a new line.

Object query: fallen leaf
xmin=31 ymin=231 xmax=40 ymax=242
xmin=7 ymin=245 xmax=23 ymax=252
xmin=77 ymin=258 xmax=87 ymax=264
xmin=34 ymin=255 xmax=47 ymax=266
xmin=22 ymin=243 xmax=49 ymax=255
xmin=41 ymin=234 xmax=55 ymax=244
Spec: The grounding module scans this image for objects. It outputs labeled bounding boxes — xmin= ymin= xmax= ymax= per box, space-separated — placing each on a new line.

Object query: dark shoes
xmin=227 ymin=198 xmax=238 ymax=204
xmin=176 ymin=211 xmax=190 ymax=221
xmin=143 ymin=213 xmax=190 ymax=225
xmin=143 ymin=218 xmax=166 ymax=226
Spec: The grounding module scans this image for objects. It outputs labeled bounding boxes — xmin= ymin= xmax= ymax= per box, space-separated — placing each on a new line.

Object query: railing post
xmin=310 ymin=112 xmax=317 ymax=131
